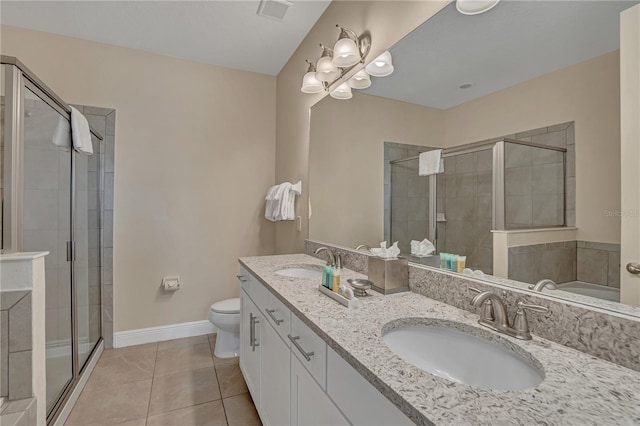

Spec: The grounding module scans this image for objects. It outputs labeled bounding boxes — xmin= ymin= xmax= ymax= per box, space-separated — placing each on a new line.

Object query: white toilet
xmin=208 ymin=298 xmax=241 ymax=358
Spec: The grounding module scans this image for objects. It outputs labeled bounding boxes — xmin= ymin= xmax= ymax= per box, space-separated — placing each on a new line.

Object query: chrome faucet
xmin=355 ymin=244 xmax=372 ymax=252
xmin=314 ymin=247 xmax=336 ymax=266
xmin=528 ymin=279 xmax=558 ymax=291
xmin=470 ymin=290 xmax=549 ymax=340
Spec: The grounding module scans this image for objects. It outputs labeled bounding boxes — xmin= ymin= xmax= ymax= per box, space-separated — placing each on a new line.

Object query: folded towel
xmin=264 ymin=181 xmax=303 ymax=221
xmin=70 ymin=107 xmax=93 ymax=155
xmin=418 ymin=149 xmax=443 ymax=176
xmin=265 ymin=185 xmax=279 ymax=221
xmin=52 ymin=116 xmax=71 ymax=149
xmin=275 ymin=183 xmax=292 ymax=220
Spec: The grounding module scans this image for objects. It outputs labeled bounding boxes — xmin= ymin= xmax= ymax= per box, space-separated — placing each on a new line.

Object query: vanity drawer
xmin=290 ymin=313 xmax=327 ymax=390
xmin=237 ymin=266 xmax=253 ymax=295
xmin=264 ymin=292 xmax=291 ymax=345
xmin=326 ymin=347 xmax=413 ymax=426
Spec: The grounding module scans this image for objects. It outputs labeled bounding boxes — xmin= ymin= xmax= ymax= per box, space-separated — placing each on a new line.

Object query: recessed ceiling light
xmin=456 ymin=0 xmax=500 ymax=16
xmin=459 ymin=82 xmax=473 ymax=89
xmin=257 ymin=0 xmax=293 ymax=21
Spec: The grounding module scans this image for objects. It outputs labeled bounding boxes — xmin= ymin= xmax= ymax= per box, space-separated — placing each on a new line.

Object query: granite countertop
xmin=239 ymin=254 xmax=640 ymax=426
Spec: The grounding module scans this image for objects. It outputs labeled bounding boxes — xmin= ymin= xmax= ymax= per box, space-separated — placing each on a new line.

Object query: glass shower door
xmin=74 ymin=134 xmax=102 ymax=370
xmin=21 ymin=87 xmax=74 ymax=412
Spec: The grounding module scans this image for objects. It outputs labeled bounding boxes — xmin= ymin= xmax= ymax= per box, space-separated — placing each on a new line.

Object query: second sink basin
xmin=382 ymin=321 xmax=543 ymax=391
xmin=275 ymin=265 xmax=323 ymax=279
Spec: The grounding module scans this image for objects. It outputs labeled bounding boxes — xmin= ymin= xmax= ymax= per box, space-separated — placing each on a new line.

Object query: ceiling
xmin=363 ymin=0 xmax=638 ymax=109
xmin=0 ymin=0 xmax=331 ymax=76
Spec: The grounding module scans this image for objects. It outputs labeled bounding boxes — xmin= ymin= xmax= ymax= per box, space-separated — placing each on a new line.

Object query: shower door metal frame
xmin=1 ymin=56 xmax=105 ymax=425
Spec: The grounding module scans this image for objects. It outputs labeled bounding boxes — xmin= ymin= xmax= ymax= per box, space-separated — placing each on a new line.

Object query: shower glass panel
xmin=390 ymin=157 xmax=431 ymax=255
xmin=435 ymin=149 xmax=494 ymax=274
xmin=504 ymin=141 xmax=565 ymax=228
xmin=21 ymin=87 xmax=74 ymax=412
xmin=75 ymin=134 xmax=102 ymax=370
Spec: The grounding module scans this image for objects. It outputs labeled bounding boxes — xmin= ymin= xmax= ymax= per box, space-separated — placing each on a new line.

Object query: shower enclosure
xmin=1 ymin=57 xmax=104 ymax=423
xmin=390 ymin=138 xmax=567 ymax=274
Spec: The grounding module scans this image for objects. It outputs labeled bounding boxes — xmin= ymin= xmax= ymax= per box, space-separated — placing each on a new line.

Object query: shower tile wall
xmin=384 ymin=142 xmax=433 ymax=255
xmin=0 ymin=290 xmax=33 ymax=400
xmin=436 ymin=150 xmax=494 ymax=274
xmin=577 ymin=241 xmax=620 ymax=288
xmin=507 ymin=240 xmax=620 ymax=288
xmin=508 ymin=241 xmax=577 ymax=284
xmin=506 ymin=122 xmax=575 ymax=227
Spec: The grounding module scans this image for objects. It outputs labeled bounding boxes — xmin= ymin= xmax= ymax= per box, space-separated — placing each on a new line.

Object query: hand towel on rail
xmin=70 ymin=106 xmax=93 ymax=155
xmin=418 ymin=149 xmax=443 ymax=176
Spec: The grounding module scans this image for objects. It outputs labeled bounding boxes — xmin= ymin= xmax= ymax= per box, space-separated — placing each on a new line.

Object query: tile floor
xmin=65 ymin=335 xmax=262 ymax=426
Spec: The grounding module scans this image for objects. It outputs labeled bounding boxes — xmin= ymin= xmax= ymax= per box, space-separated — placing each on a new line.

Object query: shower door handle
xmin=66 ymin=241 xmax=76 ymax=262
xmin=627 ymin=263 xmax=640 ymax=275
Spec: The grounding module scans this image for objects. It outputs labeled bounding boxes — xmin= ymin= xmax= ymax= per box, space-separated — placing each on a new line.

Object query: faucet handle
xmin=512 ymin=299 xmax=549 ymax=339
xmin=517 ymin=300 xmax=549 ymax=314
xmin=468 ymin=288 xmax=495 ymax=322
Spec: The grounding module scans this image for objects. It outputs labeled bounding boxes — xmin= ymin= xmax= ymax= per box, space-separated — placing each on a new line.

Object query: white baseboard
xmin=114 ymin=320 xmax=217 ymax=348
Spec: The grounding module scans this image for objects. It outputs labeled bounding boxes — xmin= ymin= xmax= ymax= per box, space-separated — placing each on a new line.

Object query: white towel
xmin=52 ymin=116 xmax=71 ymax=149
xmin=265 ymin=185 xmax=279 ymax=221
xmin=276 ymin=183 xmax=293 ymax=220
xmin=264 ymin=181 xmax=302 ymax=221
xmin=70 ymin=106 xmax=93 ymax=155
xmin=418 ymin=150 xmax=443 ymax=176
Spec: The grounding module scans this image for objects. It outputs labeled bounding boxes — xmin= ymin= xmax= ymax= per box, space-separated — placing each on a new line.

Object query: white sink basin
xmin=275 ymin=266 xmax=323 ymax=279
xmin=383 ymin=323 xmax=543 ymax=391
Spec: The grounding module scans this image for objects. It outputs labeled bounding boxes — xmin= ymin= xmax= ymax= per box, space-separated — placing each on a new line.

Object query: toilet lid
xmin=210 ymin=298 xmax=240 ymax=314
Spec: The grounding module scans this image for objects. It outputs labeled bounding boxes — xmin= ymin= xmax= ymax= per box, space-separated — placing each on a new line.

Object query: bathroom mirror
xmin=308 ymin=0 xmax=640 ymax=315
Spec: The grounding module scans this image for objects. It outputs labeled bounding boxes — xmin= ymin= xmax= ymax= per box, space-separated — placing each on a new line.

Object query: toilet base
xmin=214 ymin=329 xmax=240 ymax=358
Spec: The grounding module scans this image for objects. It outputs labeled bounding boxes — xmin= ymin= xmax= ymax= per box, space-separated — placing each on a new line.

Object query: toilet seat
xmin=210 ymin=298 xmax=240 ymax=314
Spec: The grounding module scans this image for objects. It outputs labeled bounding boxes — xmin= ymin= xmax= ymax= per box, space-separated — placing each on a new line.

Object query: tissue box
xmin=367 ymin=257 xmax=409 ymax=294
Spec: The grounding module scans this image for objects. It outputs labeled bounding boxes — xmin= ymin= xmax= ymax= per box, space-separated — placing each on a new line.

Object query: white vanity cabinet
xmin=239 ymin=280 xmax=261 ymax=408
xmin=260 ymin=312 xmax=291 ymax=426
xmin=239 ymin=264 xmax=412 ymax=426
xmin=291 ymin=354 xmax=349 ymax=426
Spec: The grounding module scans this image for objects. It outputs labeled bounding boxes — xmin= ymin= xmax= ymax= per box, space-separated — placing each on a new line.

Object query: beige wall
xmin=445 ymin=51 xmax=621 ymax=244
xmin=275 ymin=0 xmax=450 ymax=254
xmin=309 ymin=93 xmax=444 ymax=248
xmin=1 ymin=25 xmax=277 ymax=332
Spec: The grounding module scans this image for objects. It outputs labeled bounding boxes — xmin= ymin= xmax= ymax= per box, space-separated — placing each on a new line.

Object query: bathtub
xmin=557 ymin=281 xmax=620 ymax=303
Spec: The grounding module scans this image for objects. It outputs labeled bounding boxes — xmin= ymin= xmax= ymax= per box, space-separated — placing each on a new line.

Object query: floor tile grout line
xmin=209 ymin=334 xmax=230 ymax=425
xmin=144 ymin=346 xmax=159 ymax=426
xmin=145 ymin=398 xmax=231 ymax=421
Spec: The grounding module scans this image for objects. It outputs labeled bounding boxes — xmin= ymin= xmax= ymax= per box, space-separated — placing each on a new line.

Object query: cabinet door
xmin=291 ymin=355 xmax=349 ymax=426
xmin=240 ymin=290 xmax=261 ymax=407
xmin=260 ymin=319 xmax=291 ymax=426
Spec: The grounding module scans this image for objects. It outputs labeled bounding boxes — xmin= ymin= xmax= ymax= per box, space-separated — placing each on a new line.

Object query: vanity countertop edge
xmin=238 ymin=254 xmax=640 ymax=426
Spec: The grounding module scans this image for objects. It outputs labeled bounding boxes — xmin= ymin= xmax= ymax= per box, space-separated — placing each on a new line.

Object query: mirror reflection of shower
xmin=387 ymin=125 xmax=570 ymax=275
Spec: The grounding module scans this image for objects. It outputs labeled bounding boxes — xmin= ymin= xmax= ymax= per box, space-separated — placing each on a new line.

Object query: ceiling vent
xmin=257 ymin=0 xmax=293 ymax=21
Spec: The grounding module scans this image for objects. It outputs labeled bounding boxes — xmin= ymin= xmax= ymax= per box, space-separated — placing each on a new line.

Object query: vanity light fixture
xmin=301 ymin=61 xmax=325 ymax=94
xmin=315 ymin=44 xmax=341 ymax=82
xmin=456 ymin=0 xmax=500 ymax=15
xmin=347 ymin=69 xmax=372 ymax=89
xmin=365 ymin=51 xmax=394 ymax=77
xmin=300 ymin=24 xmax=380 ymax=97
xmin=330 ymin=82 xmax=353 ymax=100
